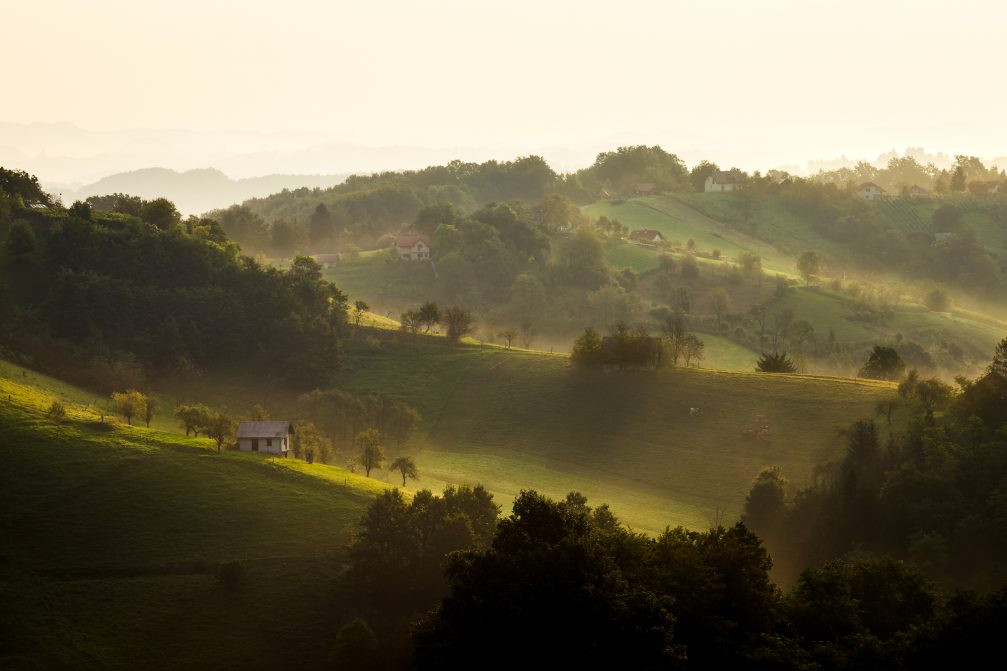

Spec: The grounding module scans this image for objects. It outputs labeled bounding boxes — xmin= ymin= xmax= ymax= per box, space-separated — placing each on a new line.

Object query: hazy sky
xmin=4 ymin=0 xmax=1007 ymax=175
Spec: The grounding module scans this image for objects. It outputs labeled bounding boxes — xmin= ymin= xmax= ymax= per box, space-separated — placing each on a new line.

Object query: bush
xmin=46 ymin=400 xmax=67 ymax=421
xmin=924 ymin=288 xmax=951 ymax=312
xmin=215 ymin=560 xmax=245 ymax=591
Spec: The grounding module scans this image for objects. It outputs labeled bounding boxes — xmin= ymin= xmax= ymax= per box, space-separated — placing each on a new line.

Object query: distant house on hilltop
xmin=312 ymin=253 xmax=340 ymax=269
xmin=905 ymin=185 xmax=929 ymax=199
xmin=394 ymin=234 xmax=431 ymax=261
xmin=237 ymin=421 xmax=293 ymax=456
xmin=704 ymin=171 xmax=744 ymax=192
xmin=853 ymin=180 xmax=886 ymax=198
xmin=857 ymin=182 xmax=886 ymax=200
xmin=634 ymin=183 xmax=658 ymax=196
xmin=628 ymin=229 xmax=665 ymax=244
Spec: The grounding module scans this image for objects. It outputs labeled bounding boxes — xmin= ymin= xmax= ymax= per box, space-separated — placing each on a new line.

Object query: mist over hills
xmin=65 ymin=167 xmax=349 ymax=215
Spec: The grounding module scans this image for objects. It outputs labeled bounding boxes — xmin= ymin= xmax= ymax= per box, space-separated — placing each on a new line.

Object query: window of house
xmin=266 ymin=438 xmax=273 ymax=447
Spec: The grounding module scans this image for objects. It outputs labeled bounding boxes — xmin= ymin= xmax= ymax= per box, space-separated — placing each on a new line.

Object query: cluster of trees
xmin=297 ymin=388 xmax=421 ymax=465
xmin=814 ymin=153 xmax=1006 ymax=195
xmin=110 ymin=389 xmax=158 ymax=427
xmin=172 ymin=404 xmax=238 ymax=452
xmin=0 ymin=184 xmax=352 ymax=389
xmin=571 ymin=316 xmax=705 ymax=368
xmin=340 ymin=488 xmax=1007 ymax=670
xmin=334 ymin=485 xmax=499 ymax=668
xmin=746 ymin=340 xmax=1007 ymax=590
xmin=399 ymin=301 xmax=474 ymax=343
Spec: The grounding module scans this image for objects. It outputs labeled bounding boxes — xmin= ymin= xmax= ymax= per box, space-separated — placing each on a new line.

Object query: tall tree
xmin=389 ymin=456 xmax=418 ymax=486
xmin=356 ymin=428 xmax=385 ymax=477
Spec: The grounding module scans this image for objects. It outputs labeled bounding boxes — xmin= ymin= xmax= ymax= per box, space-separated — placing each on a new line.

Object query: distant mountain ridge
xmin=66 ymin=167 xmax=349 ymax=214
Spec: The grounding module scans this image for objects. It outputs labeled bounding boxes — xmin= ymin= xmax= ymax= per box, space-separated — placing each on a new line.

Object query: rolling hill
xmin=0 ymin=361 xmax=389 ymax=670
xmin=148 ymin=337 xmax=896 ymax=534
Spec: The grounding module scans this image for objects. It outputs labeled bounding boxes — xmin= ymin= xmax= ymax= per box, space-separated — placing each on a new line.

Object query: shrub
xmin=46 ymin=400 xmax=67 ymax=421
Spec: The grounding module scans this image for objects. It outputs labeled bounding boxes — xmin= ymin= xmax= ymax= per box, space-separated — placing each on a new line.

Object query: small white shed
xmin=237 ymin=421 xmax=293 ymax=456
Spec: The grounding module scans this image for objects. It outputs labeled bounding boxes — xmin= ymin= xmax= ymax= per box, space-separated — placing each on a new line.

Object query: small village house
xmin=312 ymin=253 xmax=340 ymax=269
xmin=905 ymin=185 xmax=929 ymax=199
xmin=628 ymin=229 xmax=665 ymax=244
xmin=237 ymin=421 xmax=293 ymax=456
xmin=394 ymin=234 xmax=431 ymax=261
xmin=704 ymin=171 xmax=745 ymax=192
xmin=634 ymin=183 xmax=657 ymax=196
xmin=857 ymin=182 xmax=886 ymax=200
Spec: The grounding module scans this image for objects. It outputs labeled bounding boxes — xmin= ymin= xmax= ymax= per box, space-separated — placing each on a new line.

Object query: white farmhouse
xmin=857 ymin=182 xmax=886 ymax=200
xmin=394 ymin=234 xmax=431 ymax=261
xmin=237 ymin=421 xmax=293 ymax=456
xmin=704 ymin=171 xmax=744 ymax=192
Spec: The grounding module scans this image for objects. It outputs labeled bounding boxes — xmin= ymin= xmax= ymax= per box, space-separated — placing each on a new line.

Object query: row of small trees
xmin=571 ymin=320 xmax=705 ymax=368
xmin=400 ymin=301 xmax=474 ymax=343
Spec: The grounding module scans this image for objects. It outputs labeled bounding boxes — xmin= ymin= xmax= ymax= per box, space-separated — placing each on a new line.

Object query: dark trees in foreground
xmin=414 ymin=491 xmax=777 ymax=670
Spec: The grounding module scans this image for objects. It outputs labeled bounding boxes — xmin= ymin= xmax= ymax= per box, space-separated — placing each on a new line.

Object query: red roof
xmin=394 ymin=234 xmax=430 ymax=248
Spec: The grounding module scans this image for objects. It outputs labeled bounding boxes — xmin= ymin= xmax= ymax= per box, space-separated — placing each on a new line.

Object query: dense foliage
xmin=748 ymin=342 xmax=1007 ymax=590
xmin=0 ymin=198 xmax=349 ymax=389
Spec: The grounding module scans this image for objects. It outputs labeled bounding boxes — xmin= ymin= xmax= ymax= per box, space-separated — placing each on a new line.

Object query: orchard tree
xmin=205 ymin=411 xmax=237 ymax=453
xmin=390 ymin=456 xmax=419 ymax=486
xmin=111 ymin=390 xmax=147 ymax=425
xmin=796 ymin=251 xmax=821 ymax=285
xmin=417 ymin=302 xmax=441 ymax=332
xmin=443 ymin=306 xmax=474 ymax=343
xmin=142 ymin=395 xmax=160 ymax=428
xmin=571 ymin=327 xmax=603 ymax=366
xmin=352 ymin=300 xmax=369 ymax=329
xmin=356 ymin=428 xmax=385 ymax=477
xmin=498 ymin=329 xmax=517 ymax=349
xmin=174 ymin=403 xmax=213 ymax=436
xmin=859 ymin=345 xmax=906 ymax=381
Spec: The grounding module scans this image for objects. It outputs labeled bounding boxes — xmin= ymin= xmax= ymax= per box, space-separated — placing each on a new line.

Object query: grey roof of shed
xmin=237 ymin=421 xmax=294 ymax=438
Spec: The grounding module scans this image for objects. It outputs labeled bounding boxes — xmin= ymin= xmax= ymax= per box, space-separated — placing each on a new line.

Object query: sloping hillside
xmin=0 ymin=362 xmax=388 ymax=670
xmin=151 ymin=341 xmax=896 ymax=534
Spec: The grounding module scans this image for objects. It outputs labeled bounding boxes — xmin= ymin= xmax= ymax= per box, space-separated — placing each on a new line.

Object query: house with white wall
xmin=237 ymin=421 xmax=293 ymax=456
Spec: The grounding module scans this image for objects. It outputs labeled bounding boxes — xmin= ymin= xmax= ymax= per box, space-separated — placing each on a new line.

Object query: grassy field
xmin=152 ymin=339 xmax=894 ymax=533
xmin=0 ymin=361 xmax=391 ymax=670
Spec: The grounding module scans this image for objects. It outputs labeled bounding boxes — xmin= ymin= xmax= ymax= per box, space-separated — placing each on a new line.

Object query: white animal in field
xmin=689 ymin=407 xmax=703 ymax=417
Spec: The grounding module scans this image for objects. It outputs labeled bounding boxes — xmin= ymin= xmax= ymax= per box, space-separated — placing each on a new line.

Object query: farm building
xmin=237 ymin=421 xmax=293 ymax=456
xmin=395 ymin=234 xmax=431 ymax=261
xmin=905 ymin=185 xmax=929 ymax=199
xmin=704 ymin=171 xmax=745 ymax=192
xmin=628 ymin=229 xmax=666 ymax=244
xmin=634 ymin=183 xmax=657 ymax=195
xmin=857 ymin=182 xmax=885 ymax=200
xmin=312 ymin=253 xmax=340 ymax=269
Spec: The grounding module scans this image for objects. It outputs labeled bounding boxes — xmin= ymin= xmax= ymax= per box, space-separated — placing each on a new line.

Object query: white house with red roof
xmin=395 ymin=234 xmax=431 ymax=261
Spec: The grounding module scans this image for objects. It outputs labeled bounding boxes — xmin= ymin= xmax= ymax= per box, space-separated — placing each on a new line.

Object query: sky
xmin=3 ymin=0 xmax=1006 ymax=181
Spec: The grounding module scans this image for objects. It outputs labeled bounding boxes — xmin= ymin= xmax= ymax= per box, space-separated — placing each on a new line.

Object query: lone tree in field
xmin=571 ymin=327 xmax=603 ymax=366
xmin=174 ymin=403 xmax=213 ymax=436
xmin=796 ymin=251 xmax=821 ymax=285
xmin=498 ymin=329 xmax=517 ymax=349
xmin=356 ymin=428 xmax=385 ymax=477
xmin=205 ymin=411 xmax=237 ymax=453
xmin=142 ymin=395 xmax=160 ymax=428
xmin=443 ymin=306 xmax=474 ymax=344
xmin=111 ymin=390 xmax=147 ymax=426
xmin=352 ymin=300 xmax=369 ymax=329
xmin=755 ymin=352 xmax=797 ymax=373
xmin=417 ymin=302 xmax=442 ymax=333
xmin=859 ymin=345 xmax=906 ymax=381
xmin=389 ymin=456 xmax=418 ymax=486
